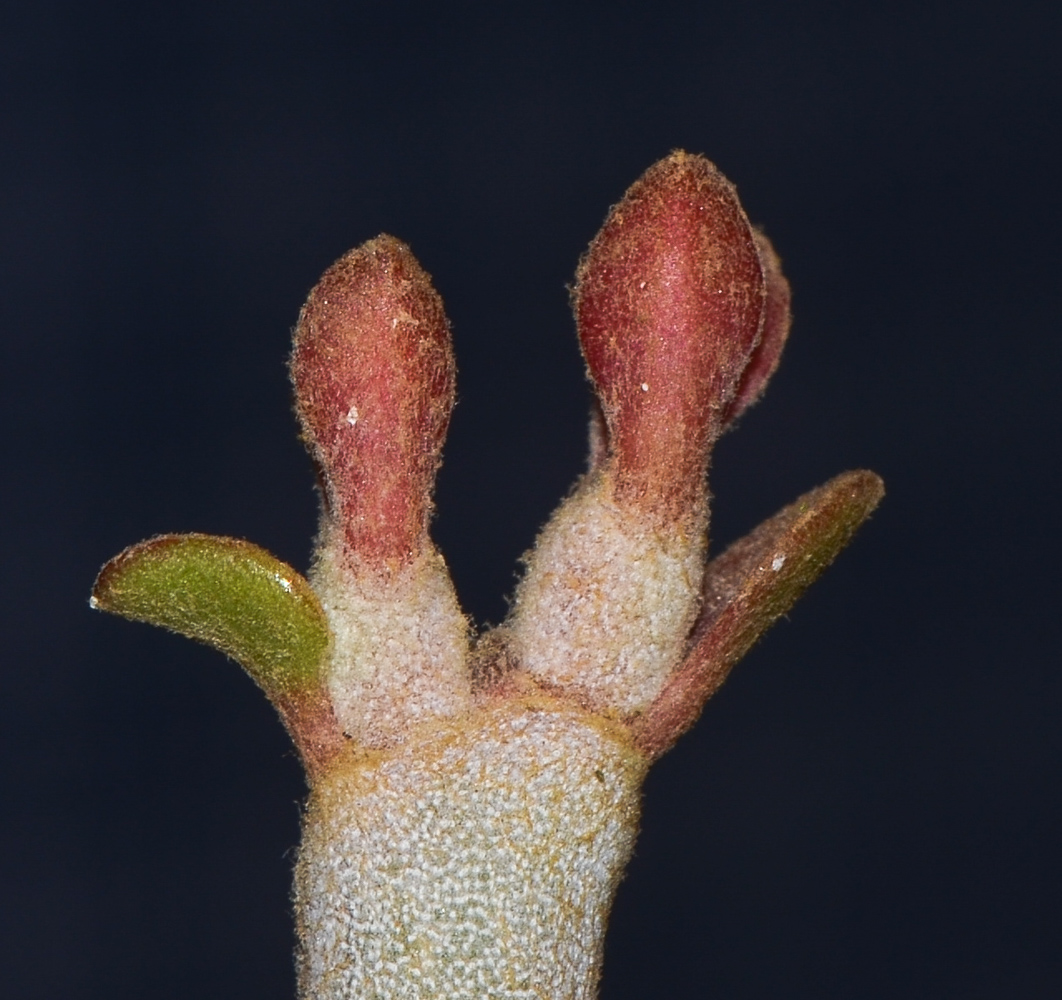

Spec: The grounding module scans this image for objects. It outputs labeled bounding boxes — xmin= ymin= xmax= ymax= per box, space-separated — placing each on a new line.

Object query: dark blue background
xmin=3 ymin=1 xmax=1059 ymax=996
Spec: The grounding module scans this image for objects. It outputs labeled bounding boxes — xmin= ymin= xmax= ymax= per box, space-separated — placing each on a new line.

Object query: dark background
xmin=3 ymin=1 xmax=1059 ymax=997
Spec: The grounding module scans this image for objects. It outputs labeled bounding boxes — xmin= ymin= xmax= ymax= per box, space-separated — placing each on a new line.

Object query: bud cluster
xmin=92 ymin=151 xmax=881 ymax=1000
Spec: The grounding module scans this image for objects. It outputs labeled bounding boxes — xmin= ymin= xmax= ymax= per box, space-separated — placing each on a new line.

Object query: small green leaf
xmin=91 ymin=534 xmax=331 ymax=700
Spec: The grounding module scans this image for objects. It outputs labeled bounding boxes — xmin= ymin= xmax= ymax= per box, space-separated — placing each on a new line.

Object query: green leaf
xmin=91 ymin=534 xmax=331 ymax=700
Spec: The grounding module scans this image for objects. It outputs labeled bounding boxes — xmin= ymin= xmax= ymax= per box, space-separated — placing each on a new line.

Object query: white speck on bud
xmin=345 ymin=404 xmax=359 ymax=427
xmin=771 ymin=554 xmax=786 ymax=572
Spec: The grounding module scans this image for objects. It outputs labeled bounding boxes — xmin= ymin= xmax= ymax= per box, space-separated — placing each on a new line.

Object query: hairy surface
xmin=311 ymin=536 xmax=471 ymax=748
xmin=574 ymin=151 xmax=766 ymax=525
xmin=92 ymin=152 xmax=882 ymax=1000
xmin=291 ymin=236 xmax=455 ymax=570
xmin=295 ymin=701 xmax=647 ymax=1000
xmin=511 ymin=474 xmax=704 ymax=715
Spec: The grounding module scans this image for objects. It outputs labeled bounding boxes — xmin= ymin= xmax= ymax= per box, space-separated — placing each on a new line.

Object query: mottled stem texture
xmin=92 ymin=152 xmax=883 ymax=999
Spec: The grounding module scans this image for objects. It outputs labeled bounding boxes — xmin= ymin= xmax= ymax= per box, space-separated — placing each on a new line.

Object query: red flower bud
xmin=722 ymin=230 xmax=792 ymax=429
xmin=290 ymin=236 xmax=455 ymax=572
xmin=574 ymin=151 xmax=768 ymax=527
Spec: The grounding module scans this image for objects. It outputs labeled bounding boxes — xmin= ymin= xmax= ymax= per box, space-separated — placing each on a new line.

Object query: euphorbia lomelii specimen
xmin=92 ymin=151 xmax=883 ymax=999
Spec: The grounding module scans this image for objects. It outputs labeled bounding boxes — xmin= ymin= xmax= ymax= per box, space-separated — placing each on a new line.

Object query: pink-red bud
xmin=290 ymin=236 xmax=455 ymax=572
xmin=722 ymin=230 xmax=792 ymax=429
xmin=574 ymin=151 xmax=769 ymax=526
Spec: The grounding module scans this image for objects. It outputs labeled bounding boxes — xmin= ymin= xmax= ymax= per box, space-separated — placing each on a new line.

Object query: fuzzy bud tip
xmin=290 ymin=236 xmax=455 ymax=573
xmin=574 ymin=151 xmax=771 ymax=526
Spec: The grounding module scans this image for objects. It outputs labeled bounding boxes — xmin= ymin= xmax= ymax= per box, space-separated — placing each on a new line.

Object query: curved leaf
xmin=633 ymin=469 xmax=884 ymax=757
xmin=91 ymin=534 xmax=331 ymax=699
